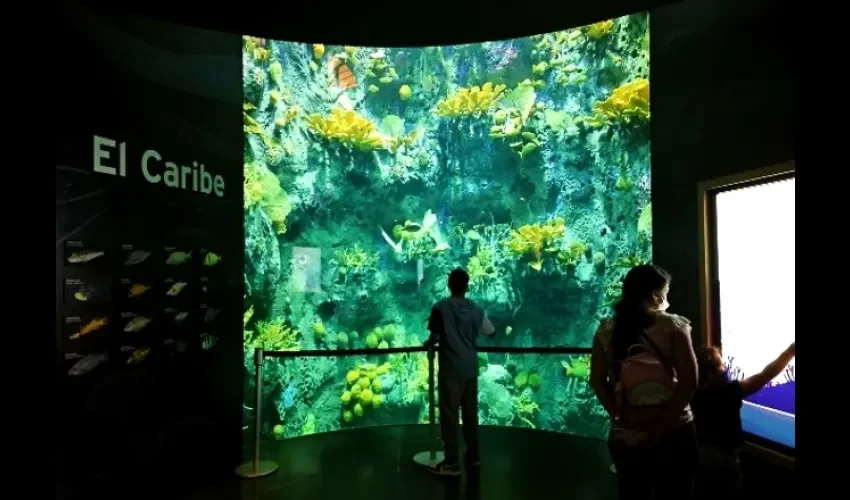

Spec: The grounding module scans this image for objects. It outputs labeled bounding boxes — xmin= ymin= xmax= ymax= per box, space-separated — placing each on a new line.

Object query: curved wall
xmin=242 ymin=14 xmax=649 ymax=439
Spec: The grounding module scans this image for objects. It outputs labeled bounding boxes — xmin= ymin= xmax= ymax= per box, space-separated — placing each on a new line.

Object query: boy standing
xmin=426 ymin=268 xmax=495 ymax=476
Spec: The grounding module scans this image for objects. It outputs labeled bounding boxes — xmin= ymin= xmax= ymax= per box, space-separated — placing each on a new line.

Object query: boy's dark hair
xmin=448 ymin=268 xmax=470 ymax=295
xmin=696 ymin=346 xmax=723 ymax=386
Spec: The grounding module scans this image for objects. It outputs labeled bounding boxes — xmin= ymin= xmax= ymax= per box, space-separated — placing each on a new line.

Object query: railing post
xmin=413 ymin=342 xmax=445 ymax=467
xmin=235 ymin=348 xmax=279 ymax=478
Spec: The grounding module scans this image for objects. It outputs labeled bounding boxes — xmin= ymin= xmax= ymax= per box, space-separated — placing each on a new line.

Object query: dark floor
xmin=186 ymin=425 xmax=617 ymax=500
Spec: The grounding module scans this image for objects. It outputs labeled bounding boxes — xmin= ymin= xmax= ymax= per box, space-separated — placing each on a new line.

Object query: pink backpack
xmin=617 ymin=331 xmax=676 ymax=426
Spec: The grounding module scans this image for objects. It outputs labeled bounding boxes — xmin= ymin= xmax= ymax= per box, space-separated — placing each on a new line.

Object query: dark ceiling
xmin=98 ymin=0 xmax=681 ymax=46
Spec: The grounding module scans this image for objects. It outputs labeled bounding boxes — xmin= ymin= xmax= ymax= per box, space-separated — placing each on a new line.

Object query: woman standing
xmin=590 ymin=264 xmax=699 ymax=500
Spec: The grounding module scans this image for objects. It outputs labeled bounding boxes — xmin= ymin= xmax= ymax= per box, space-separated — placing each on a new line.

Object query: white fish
xmin=124 ymin=250 xmax=151 ymax=266
xmin=166 ymin=282 xmax=188 ymax=297
xmin=379 ymin=225 xmax=403 ymax=253
xmin=204 ymin=308 xmax=220 ymax=323
xmin=417 ymin=258 xmax=424 ymax=291
xmin=124 ymin=316 xmax=151 ymax=333
xmin=336 ymin=93 xmax=353 ymax=111
xmin=67 ymin=250 xmax=104 ymax=264
xmin=68 ymin=353 xmax=107 ymax=376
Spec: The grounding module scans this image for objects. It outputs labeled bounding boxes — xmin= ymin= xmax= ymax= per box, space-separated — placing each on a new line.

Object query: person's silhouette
xmin=426 ymin=268 xmax=495 ymax=476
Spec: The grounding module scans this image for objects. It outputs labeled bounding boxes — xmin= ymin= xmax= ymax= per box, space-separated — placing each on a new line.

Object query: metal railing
xmin=235 ymin=343 xmax=592 ymax=478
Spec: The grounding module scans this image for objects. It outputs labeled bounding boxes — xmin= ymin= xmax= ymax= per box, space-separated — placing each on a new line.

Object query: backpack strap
xmin=638 ymin=330 xmax=674 ymax=377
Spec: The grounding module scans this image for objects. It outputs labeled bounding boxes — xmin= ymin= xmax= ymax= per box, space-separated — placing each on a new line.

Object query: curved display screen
xmin=242 ymin=13 xmax=648 ymax=441
xmin=263 ymin=351 xmax=607 ymax=441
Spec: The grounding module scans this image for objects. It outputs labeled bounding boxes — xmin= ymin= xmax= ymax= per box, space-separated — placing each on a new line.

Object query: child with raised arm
xmin=692 ymin=342 xmax=796 ymax=499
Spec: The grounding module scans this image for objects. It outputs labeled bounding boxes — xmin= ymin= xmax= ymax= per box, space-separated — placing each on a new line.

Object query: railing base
xmin=235 ymin=460 xmax=279 ymax=479
xmin=412 ymin=451 xmax=445 ymax=467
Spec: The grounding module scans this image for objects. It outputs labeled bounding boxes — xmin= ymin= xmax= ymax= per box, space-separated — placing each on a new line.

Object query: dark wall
xmin=56 ymin=3 xmax=244 ymax=498
xmin=650 ymin=0 xmax=795 ymax=494
xmin=651 ymin=0 xmax=794 ymax=344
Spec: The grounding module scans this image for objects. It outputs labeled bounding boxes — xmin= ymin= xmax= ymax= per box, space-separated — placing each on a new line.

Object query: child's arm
xmin=740 ymin=342 xmax=795 ymax=397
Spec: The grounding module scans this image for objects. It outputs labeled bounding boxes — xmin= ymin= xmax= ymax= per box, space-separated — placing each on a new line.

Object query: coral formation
xmin=588 ymin=78 xmax=650 ymax=126
xmin=305 ymin=108 xmax=385 ymax=151
xmin=503 ymin=217 xmax=566 ymax=271
xmin=435 ymin=82 xmax=507 ymax=118
xmin=241 ymin=11 xmax=650 ymax=443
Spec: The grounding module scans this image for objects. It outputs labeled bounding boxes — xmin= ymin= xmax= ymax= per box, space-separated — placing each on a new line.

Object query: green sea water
xmin=242 ymin=13 xmax=650 ymax=441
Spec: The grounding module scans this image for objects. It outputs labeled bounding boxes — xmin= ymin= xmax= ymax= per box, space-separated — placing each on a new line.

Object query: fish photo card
xmin=65 ymin=351 xmax=109 ymax=377
xmin=64 ymin=240 xmax=112 ymax=269
xmin=162 ymin=277 xmax=192 ymax=302
xmin=162 ymin=307 xmax=195 ymax=345
xmin=162 ymin=338 xmax=191 ymax=357
xmin=121 ymin=244 xmax=156 ymax=269
xmin=200 ymin=303 xmax=221 ymax=326
xmin=63 ymin=315 xmax=110 ymax=354
xmin=118 ymin=344 xmax=154 ymax=366
xmin=120 ymin=278 xmax=156 ymax=303
xmin=200 ymin=248 xmax=224 ymax=272
xmin=64 ymin=277 xmax=112 ymax=305
xmin=199 ymin=276 xmax=214 ymax=295
xmin=163 ymin=245 xmax=195 ymax=275
xmin=200 ymin=332 xmax=219 ymax=352
xmin=199 ymin=303 xmax=225 ymax=352
xmin=119 ymin=310 xmax=157 ymax=349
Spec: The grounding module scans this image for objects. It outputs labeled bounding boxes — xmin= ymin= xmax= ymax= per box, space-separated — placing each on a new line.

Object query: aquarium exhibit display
xmin=714 ymin=176 xmax=796 ymax=449
xmin=242 ymin=14 xmax=650 ymax=440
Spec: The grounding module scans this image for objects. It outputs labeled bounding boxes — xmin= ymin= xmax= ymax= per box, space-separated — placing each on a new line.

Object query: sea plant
xmin=250 ymin=318 xmax=300 ymax=352
xmin=243 ymin=161 xmax=291 ymax=234
xmin=435 ymin=82 xmax=507 ymax=118
xmin=503 ymin=217 xmax=566 ymax=271
xmin=586 ymin=78 xmax=650 ymax=126
xmin=305 ymin=108 xmax=385 ymax=152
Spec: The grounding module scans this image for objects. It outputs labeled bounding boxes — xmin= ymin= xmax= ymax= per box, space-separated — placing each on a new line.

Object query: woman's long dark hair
xmin=611 ymin=264 xmax=671 ymax=375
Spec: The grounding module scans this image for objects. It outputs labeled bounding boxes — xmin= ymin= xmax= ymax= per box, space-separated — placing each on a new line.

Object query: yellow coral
xmin=557 ymin=241 xmax=587 ymax=268
xmin=243 ymin=161 xmax=292 ymax=234
xmin=254 ymin=47 xmax=269 ymax=61
xmin=586 ymin=20 xmax=615 ymax=40
xmin=435 ymin=82 xmax=507 ymax=118
xmin=503 ymin=217 xmax=566 ymax=271
xmin=243 ymin=163 xmax=265 ymax=210
xmin=467 ymin=247 xmax=498 ymax=285
xmin=305 ymin=108 xmax=385 ymax=152
xmin=590 ymin=79 xmax=650 ymax=125
xmin=562 ymin=355 xmax=591 ymax=378
xmin=252 ymin=318 xmax=300 ymax=351
xmin=274 ymin=106 xmax=300 ymax=128
xmin=334 ymin=244 xmax=378 ymax=274
xmin=387 ymin=129 xmax=421 ymax=154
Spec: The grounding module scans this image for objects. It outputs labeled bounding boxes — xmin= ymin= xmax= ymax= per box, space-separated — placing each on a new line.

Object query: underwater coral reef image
xmin=242 ymin=14 xmax=650 ymax=440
